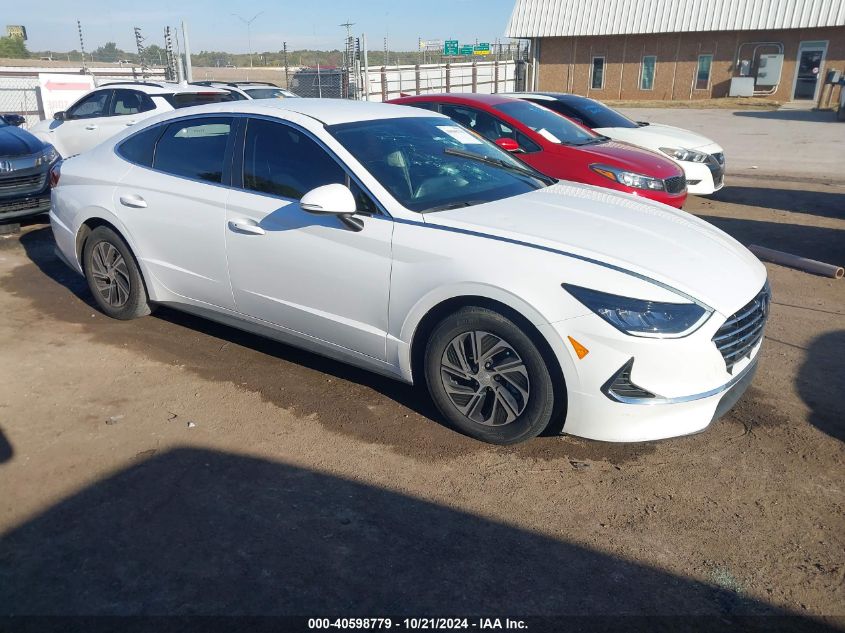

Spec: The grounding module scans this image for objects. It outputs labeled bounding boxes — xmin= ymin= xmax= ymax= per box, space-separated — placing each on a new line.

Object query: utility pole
xmin=77 ymin=20 xmax=88 ymax=72
xmin=181 ymin=21 xmax=193 ymax=82
xmin=283 ymin=41 xmax=289 ymax=88
xmin=232 ymin=12 xmax=264 ymax=70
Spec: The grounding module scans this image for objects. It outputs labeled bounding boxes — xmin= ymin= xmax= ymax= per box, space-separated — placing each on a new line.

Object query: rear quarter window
xmin=116 ymin=125 xmax=164 ymax=167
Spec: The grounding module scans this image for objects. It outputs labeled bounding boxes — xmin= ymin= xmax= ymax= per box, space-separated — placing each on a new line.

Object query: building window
xmin=640 ymin=56 xmax=656 ymax=90
xmin=696 ymin=54 xmax=713 ymax=90
xmin=591 ymin=56 xmax=605 ymax=90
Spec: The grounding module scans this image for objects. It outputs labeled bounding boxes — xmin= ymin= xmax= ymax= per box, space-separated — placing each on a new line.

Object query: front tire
xmin=424 ymin=307 xmax=558 ymax=445
xmin=82 ymin=226 xmax=151 ymax=320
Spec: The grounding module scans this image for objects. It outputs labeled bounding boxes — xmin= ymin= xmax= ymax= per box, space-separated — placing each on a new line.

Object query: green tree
xmin=0 ymin=36 xmax=29 ymax=59
xmin=93 ymin=41 xmax=126 ymax=63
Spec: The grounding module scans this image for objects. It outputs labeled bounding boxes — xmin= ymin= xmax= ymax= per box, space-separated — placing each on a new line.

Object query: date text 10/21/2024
xmin=307 ymin=618 xmax=528 ymax=630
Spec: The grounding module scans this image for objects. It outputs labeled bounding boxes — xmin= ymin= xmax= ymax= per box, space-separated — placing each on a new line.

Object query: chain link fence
xmin=0 ymin=77 xmax=41 ymax=127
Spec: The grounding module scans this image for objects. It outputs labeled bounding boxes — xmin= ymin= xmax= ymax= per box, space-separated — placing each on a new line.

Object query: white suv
xmin=29 ymin=81 xmax=231 ymax=157
xmin=191 ymin=81 xmax=299 ymax=100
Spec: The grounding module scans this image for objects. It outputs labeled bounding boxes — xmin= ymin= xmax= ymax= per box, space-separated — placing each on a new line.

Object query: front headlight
xmin=659 ymin=147 xmax=709 ymax=163
xmin=563 ymin=284 xmax=711 ymax=337
xmin=589 ymin=164 xmax=665 ymax=191
xmin=33 ymin=145 xmax=59 ymax=167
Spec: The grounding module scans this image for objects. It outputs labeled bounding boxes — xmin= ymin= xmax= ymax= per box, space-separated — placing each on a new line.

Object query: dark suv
xmin=0 ymin=114 xmax=58 ymax=221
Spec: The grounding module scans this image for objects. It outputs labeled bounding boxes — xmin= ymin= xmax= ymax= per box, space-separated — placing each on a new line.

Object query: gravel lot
xmin=0 ymin=109 xmax=843 ymax=625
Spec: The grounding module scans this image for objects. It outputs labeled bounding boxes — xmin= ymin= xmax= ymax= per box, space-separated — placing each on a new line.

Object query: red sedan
xmin=388 ymin=93 xmax=687 ymax=208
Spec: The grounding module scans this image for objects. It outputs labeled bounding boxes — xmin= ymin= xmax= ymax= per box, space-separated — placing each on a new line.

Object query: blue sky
xmin=12 ymin=0 xmax=517 ymax=52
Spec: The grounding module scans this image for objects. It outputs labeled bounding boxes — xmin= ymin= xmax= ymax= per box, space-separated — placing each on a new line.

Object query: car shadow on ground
xmin=732 ymin=109 xmax=840 ymax=123
xmin=0 ymin=446 xmax=829 ymax=628
xmin=798 ymin=330 xmax=845 ymax=442
xmin=708 ymin=186 xmax=845 ymax=220
xmin=0 ymin=427 xmax=12 ymax=464
xmin=12 ymin=225 xmax=440 ymax=422
xmin=696 ymin=216 xmax=845 ymax=267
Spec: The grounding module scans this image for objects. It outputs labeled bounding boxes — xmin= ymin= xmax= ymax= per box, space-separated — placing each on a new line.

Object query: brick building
xmin=507 ymin=0 xmax=845 ymax=104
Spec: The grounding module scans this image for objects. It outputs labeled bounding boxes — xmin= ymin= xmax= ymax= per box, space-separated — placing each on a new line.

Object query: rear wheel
xmin=424 ymin=306 xmax=558 ymax=444
xmin=82 ymin=226 xmax=151 ymax=320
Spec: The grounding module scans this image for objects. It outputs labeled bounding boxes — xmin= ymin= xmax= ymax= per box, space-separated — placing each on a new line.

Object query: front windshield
xmin=494 ymin=101 xmax=599 ymax=145
xmin=0 ymin=118 xmax=7 ymax=128
xmin=245 ymin=88 xmax=293 ymax=99
xmin=566 ymin=99 xmax=639 ymax=129
xmin=327 ymin=117 xmax=549 ymax=213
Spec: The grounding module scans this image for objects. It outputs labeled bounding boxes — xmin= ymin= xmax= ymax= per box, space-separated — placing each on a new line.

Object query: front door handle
xmin=228 ymin=219 xmax=265 ymax=235
xmin=119 ymin=194 xmax=147 ymax=208
xmin=125 ymin=120 xmax=137 ymax=126
xmin=85 ymin=124 xmax=98 ymax=130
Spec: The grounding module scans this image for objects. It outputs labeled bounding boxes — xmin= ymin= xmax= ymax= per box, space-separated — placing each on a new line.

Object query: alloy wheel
xmin=90 ymin=241 xmax=131 ymax=308
xmin=439 ymin=330 xmax=530 ymax=426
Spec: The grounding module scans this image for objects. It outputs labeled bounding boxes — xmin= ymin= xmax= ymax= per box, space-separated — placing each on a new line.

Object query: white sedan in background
xmin=49 ymin=99 xmax=766 ymax=445
xmin=510 ymin=93 xmax=726 ymax=195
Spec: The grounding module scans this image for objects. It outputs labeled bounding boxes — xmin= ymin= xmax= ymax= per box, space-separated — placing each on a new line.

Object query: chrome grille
xmin=0 ymin=172 xmax=47 ymax=198
xmin=713 ymin=284 xmax=770 ymax=373
xmin=664 ymin=175 xmax=686 ymax=194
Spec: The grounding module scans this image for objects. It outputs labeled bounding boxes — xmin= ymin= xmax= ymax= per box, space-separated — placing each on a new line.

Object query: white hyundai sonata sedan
xmin=49 ymin=99 xmax=769 ymax=445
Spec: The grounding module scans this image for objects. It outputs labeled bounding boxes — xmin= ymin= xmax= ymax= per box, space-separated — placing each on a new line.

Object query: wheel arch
xmin=76 ymin=216 xmax=152 ymax=301
xmin=407 ymin=294 xmax=568 ymax=435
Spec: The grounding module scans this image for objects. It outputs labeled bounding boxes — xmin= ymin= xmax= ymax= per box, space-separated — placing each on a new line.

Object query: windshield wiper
xmin=424 ymin=200 xmax=485 ymax=212
xmin=574 ymin=136 xmax=610 ymax=146
xmin=443 ymin=147 xmax=555 ymax=185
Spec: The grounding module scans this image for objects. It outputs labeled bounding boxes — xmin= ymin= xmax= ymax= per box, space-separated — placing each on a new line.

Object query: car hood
xmin=0 ymin=124 xmax=46 ymax=156
xmin=550 ymin=139 xmax=683 ymax=179
xmin=596 ymin=123 xmax=720 ymax=152
xmin=427 ymin=182 xmax=765 ymax=315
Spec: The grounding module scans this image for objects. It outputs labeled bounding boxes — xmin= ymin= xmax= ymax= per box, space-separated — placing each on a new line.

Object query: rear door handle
xmin=119 ymin=194 xmax=147 ymax=208
xmin=125 ymin=120 xmax=137 ymax=126
xmin=85 ymin=124 xmax=98 ymax=130
xmin=228 ymin=219 xmax=265 ymax=235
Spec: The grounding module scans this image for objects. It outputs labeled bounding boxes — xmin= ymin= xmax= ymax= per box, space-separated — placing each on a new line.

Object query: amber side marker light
xmin=567 ymin=336 xmax=590 ymax=359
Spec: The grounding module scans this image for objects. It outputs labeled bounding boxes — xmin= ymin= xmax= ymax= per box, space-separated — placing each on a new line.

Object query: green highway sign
xmin=473 ymin=42 xmax=491 ymax=55
xmin=444 ymin=40 xmax=459 ymax=56
xmin=459 ymin=45 xmax=474 ymax=55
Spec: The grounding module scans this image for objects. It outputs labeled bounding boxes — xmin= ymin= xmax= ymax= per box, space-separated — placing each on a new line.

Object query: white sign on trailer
xmin=37 ymin=73 xmax=96 ymax=119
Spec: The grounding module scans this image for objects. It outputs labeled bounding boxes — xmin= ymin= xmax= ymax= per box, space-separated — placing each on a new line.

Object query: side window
xmin=349 ymin=180 xmax=378 ymax=215
xmin=153 ymin=117 xmax=232 ymax=183
xmin=440 ymin=104 xmax=539 ymax=152
xmin=242 ymin=118 xmax=344 ymax=200
xmin=111 ymin=89 xmax=156 ymax=116
xmin=67 ymin=90 xmax=111 ymax=119
xmin=117 ymin=124 xmax=163 ymax=167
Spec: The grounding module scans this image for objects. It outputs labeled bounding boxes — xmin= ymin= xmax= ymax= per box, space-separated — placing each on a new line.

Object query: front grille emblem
xmin=0 ymin=160 xmax=13 ymax=173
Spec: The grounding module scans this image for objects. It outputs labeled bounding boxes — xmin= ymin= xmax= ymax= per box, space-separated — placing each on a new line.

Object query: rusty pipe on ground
xmin=749 ymin=245 xmax=844 ymax=279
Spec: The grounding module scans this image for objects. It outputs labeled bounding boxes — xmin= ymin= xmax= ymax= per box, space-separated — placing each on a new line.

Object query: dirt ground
xmin=0 ymin=169 xmax=843 ymax=622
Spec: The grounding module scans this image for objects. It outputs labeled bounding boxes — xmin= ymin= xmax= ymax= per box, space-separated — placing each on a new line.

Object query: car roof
xmin=96 ymin=81 xmax=228 ymax=96
xmin=505 ymin=92 xmax=598 ymax=107
xmin=172 ymin=98 xmax=448 ymax=125
xmin=390 ymin=93 xmax=520 ymax=107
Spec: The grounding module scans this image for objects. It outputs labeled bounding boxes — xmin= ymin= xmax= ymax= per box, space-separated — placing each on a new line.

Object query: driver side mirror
xmin=495 ymin=137 xmax=522 ymax=153
xmin=300 ymin=183 xmax=363 ymax=231
xmin=53 ymin=111 xmax=67 ymax=121
xmin=1 ymin=114 xmax=25 ymax=126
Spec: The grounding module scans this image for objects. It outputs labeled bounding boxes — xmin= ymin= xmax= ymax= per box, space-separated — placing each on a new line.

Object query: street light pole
xmin=232 ymin=11 xmax=264 ymax=69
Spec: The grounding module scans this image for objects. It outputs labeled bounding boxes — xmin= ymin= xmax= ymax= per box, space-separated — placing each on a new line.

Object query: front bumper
xmin=0 ymin=165 xmax=51 ymax=221
xmin=540 ymin=306 xmax=762 ymax=442
xmin=677 ymin=145 xmax=726 ymax=196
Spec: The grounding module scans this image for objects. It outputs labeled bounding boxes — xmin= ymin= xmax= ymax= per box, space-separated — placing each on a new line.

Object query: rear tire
xmin=82 ymin=226 xmax=151 ymax=320
xmin=424 ymin=306 xmax=558 ymax=445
